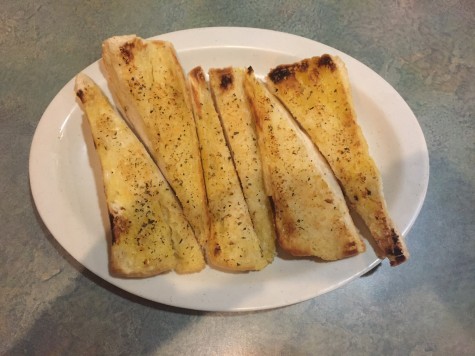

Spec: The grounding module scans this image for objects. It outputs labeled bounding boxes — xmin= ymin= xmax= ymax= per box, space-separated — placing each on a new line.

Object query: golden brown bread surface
xmin=75 ymin=73 xmax=205 ymax=276
xmin=209 ymin=67 xmax=276 ymax=263
xmin=101 ymin=35 xmax=210 ymax=251
xmin=266 ymin=55 xmax=408 ymax=266
xmin=81 ymin=32 xmax=403 ymax=274
xmin=188 ymin=66 xmax=268 ymax=271
xmin=244 ymin=69 xmax=365 ymax=260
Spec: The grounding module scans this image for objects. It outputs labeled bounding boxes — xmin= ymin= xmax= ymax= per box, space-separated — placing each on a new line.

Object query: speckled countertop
xmin=1 ymin=1 xmax=474 ymax=354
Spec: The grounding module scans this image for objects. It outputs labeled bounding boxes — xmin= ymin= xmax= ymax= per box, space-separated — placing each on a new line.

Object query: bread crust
xmin=266 ymin=55 xmax=408 ymax=266
xmin=75 ymin=73 xmax=205 ymax=276
xmin=209 ymin=67 xmax=276 ymax=263
xmin=101 ymin=35 xmax=210 ymax=252
xmin=245 ymin=70 xmax=365 ymax=261
xmin=188 ymin=66 xmax=268 ymax=271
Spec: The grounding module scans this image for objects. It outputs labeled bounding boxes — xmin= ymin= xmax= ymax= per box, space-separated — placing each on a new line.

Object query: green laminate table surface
xmin=1 ymin=1 xmax=474 ymax=354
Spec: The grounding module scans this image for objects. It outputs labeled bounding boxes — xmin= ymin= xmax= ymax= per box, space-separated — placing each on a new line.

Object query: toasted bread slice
xmin=266 ymin=55 xmax=408 ymax=266
xmin=188 ymin=67 xmax=268 ymax=271
xmin=244 ymin=69 xmax=365 ymax=260
xmin=75 ymin=73 xmax=205 ymax=276
xmin=209 ymin=67 xmax=276 ymax=263
xmin=101 ymin=35 xmax=210 ymax=251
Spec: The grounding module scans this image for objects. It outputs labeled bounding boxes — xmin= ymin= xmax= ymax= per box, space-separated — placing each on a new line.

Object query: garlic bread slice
xmin=266 ymin=55 xmax=408 ymax=266
xmin=244 ymin=69 xmax=365 ymax=261
xmin=209 ymin=67 xmax=276 ymax=263
xmin=101 ymin=35 xmax=210 ymax=251
xmin=188 ymin=67 xmax=268 ymax=271
xmin=75 ymin=73 xmax=205 ymax=276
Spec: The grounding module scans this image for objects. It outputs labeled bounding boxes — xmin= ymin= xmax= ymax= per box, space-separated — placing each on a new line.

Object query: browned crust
xmin=101 ymin=36 xmax=210 ymax=255
xmin=188 ymin=66 xmax=268 ymax=271
xmin=75 ymin=72 xmax=205 ymax=277
xmin=266 ymin=54 xmax=409 ymax=266
xmin=268 ymin=59 xmax=309 ymax=84
xmin=244 ymin=70 xmax=365 ymax=261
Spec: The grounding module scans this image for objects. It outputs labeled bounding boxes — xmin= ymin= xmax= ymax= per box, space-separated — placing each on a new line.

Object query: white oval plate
xmin=29 ymin=27 xmax=429 ymax=312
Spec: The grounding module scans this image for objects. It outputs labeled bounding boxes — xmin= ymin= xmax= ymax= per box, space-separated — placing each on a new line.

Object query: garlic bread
xmin=75 ymin=73 xmax=205 ymax=276
xmin=209 ymin=67 xmax=276 ymax=263
xmin=266 ymin=55 xmax=408 ymax=266
xmin=244 ymin=69 xmax=365 ymax=261
xmin=101 ymin=35 xmax=210 ymax=251
xmin=188 ymin=67 xmax=268 ymax=271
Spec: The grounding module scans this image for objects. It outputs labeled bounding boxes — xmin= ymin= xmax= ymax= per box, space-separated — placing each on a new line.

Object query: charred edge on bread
xmin=220 ymin=73 xmax=233 ymax=90
xmin=111 ymin=214 xmax=131 ymax=245
xmin=391 ymin=255 xmax=407 ymax=266
xmin=299 ymin=59 xmax=309 ymax=72
xmin=120 ymin=42 xmax=135 ymax=64
xmin=189 ymin=67 xmax=206 ymax=106
xmin=343 ymin=241 xmax=358 ymax=257
xmin=247 ymin=66 xmax=254 ymax=74
xmin=317 ymin=54 xmax=336 ymax=71
xmin=388 ymin=228 xmax=406 ymax=265
xmin=390 ymin=249 xmax=407 ymax=266
xmin=191 ymin=66 xmax=206 ymax=82
xmin=76 ymin=89 xmax=85 ymax=103
xmin=391 ymin=230 xmax=405 ymax=260
xmin=268 ymin=66 xmax=293 ymax=84
xmin=391 ymin=229 xmax=400 ymax=245
xmin=268 ymin=61 xmax=309 ymax=84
